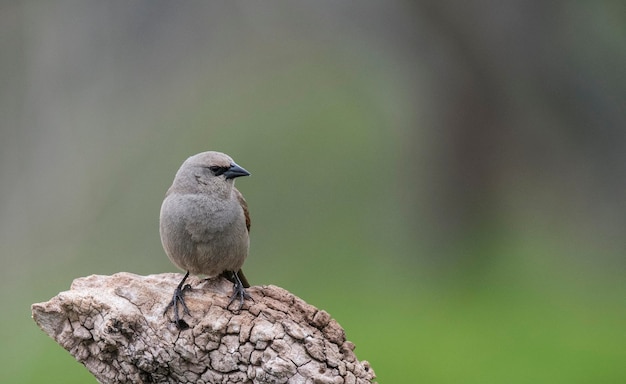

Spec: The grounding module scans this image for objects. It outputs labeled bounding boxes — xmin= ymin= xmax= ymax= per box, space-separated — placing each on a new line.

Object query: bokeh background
xmin=2 ymin=1 xmax=625 ymax=383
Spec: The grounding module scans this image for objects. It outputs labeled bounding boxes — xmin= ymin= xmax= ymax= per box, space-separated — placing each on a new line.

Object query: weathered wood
xmin=31 ymin=272 xmax=376 ymax=384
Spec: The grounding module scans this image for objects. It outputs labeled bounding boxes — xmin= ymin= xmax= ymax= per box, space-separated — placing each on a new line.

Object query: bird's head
xmin=168 ymin=151 xmax=250 ymax=196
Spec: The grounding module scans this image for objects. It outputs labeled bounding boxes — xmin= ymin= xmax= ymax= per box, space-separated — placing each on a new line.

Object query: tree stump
xmin=31 ymin=272 xmax=376 ymax=384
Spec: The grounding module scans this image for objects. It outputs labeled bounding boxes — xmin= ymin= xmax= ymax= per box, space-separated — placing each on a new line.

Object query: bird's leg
xmin=226 ymin=270 xmax=252 ymax=310
xmin=164 ymin=271 xmax=192 ymax=329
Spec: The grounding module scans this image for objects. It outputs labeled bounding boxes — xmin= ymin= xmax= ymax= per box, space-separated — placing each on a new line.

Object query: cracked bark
xmin=31 ymin=272 xmax=376 ymax=384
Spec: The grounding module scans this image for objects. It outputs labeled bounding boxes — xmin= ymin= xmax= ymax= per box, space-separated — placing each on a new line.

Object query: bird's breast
xmin=159 ymin=193 xmax=249 ymax=276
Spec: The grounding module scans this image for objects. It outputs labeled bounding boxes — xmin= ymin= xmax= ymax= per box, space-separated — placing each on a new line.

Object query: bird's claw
xmin=227 ymin=271 xmax=253 ymax=311
xmin=164 ymin=271 xmax=191 ymax=330
xmin=228 ymin=284 xmax=252 ymax=310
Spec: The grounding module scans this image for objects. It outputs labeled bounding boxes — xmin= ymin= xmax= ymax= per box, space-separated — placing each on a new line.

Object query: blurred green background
xmin=2 ymin=1 xmax=625 ymax=383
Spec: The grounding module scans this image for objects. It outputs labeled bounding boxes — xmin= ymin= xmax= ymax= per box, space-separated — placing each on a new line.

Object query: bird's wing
xmin=234 ymin=187 xmax=251 ymax=232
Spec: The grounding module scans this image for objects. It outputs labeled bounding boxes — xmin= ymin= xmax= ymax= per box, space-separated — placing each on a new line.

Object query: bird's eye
xmin=208 ymin=166 xmax=228 ymax=176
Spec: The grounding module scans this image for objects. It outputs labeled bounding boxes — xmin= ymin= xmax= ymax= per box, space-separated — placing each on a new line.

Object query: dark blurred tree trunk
xmin=405 ymin=1 xmax=626 ymax=270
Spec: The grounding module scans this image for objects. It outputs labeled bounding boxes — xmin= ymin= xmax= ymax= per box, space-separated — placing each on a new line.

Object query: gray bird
xmin=160 ymin=151 xmax=252 ymax=329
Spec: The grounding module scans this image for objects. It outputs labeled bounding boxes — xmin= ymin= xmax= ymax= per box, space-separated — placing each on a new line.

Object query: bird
xmin=160 ymin=151 xmax=252 ymax=329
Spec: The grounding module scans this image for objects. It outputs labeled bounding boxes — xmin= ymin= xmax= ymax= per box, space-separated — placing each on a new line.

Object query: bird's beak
xmin=224 ymin=163 xmax=251 ymax=180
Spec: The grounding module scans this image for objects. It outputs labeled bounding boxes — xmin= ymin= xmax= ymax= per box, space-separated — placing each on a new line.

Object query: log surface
xmin=31 ymin=272 xmax=376 ymax=384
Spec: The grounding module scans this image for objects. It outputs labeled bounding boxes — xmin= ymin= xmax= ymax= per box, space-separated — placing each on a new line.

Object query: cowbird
xmin=160 ymin=151 xmax=251 ymax=329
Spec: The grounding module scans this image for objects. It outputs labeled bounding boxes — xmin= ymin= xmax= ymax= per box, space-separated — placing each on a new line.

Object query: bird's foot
xmin=164 ymin=271 xmax=192 ymax=330
xmin=227 ymin=271 xmax=252 ymax=311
